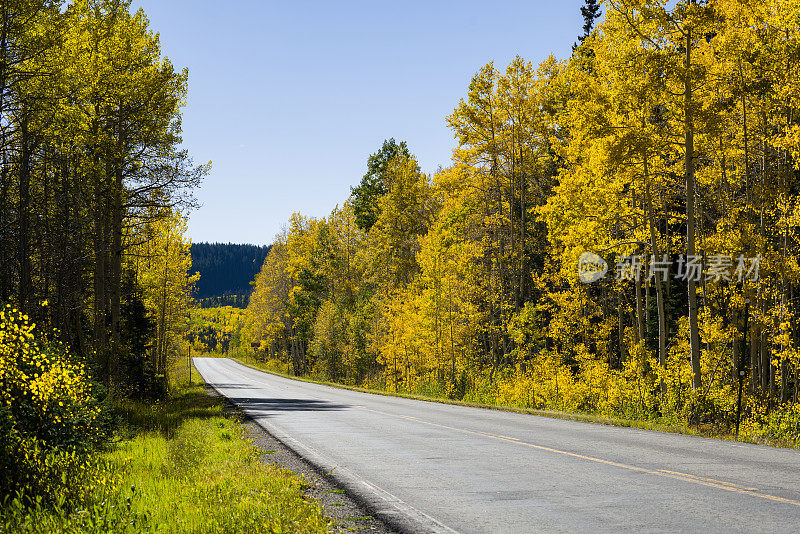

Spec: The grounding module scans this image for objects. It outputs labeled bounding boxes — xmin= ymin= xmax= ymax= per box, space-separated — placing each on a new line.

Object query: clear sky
xmin=130 ymin=0 xmax=585 ymax=245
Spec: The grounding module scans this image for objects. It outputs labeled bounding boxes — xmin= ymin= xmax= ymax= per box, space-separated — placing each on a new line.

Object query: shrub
xmin=740 ymin=400 xmax=800 ymax=446
xmin=0 ymin=305 xmax=109 ymax=505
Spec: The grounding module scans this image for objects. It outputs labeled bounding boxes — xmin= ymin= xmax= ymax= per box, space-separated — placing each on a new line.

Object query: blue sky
xmin=131 ymin=0 xmax=585 ymax=245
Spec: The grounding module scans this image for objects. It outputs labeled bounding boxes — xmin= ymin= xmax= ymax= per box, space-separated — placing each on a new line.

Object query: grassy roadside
xmin=2 ymin=358 xmax=331 ymax=534
xmin=229 ymin=356 xmax=797 ymax=449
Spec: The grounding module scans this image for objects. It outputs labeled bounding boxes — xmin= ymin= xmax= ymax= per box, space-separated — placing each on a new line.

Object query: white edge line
xmin=194 ymin=357 xmax=461 ymax=534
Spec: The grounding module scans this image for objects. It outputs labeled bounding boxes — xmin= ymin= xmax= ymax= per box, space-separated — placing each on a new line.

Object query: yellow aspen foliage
xmin=236 ymin=1 xmax=800 ymax=445
xmin=1 ymin=305 xmax=108 ymax=503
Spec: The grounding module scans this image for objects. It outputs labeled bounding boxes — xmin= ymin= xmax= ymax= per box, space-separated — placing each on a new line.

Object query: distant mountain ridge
xmin=190 ymin=242 xmax=271 ymax=299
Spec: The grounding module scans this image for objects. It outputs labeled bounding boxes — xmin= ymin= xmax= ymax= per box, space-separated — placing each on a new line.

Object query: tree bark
xmin=644 ymin=152 xmax=668 ymax=393
xmin=684 ymin=25 xmax=702 ymax=390
xmin=17 ymin=105 xmax=32 ymax=310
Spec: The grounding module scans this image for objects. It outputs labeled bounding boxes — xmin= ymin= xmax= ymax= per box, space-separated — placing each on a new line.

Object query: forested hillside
xmin=234 ymin=0 xmax=800 ymax=446
xmin=191 ymin=242 xmax=271 ymax=299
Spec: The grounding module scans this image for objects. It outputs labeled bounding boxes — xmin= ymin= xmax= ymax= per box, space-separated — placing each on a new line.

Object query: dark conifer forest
xmin=190 ymin=243 xmax=271 ymax=299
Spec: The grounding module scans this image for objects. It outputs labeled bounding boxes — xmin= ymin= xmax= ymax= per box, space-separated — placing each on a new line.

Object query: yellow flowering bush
xmin=0 ymin=305 xmax=109 ymax=504
xmin=740 ymin=400 xmax=800 ymax=446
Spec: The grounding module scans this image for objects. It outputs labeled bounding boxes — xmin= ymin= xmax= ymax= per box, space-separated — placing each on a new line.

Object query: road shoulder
xmin=207 ymin=385 xmax=397 ymax=534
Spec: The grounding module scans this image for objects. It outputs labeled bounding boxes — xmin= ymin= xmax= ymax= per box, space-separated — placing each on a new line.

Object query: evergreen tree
xmin=351 ymin=138 xmax=414 ymax=231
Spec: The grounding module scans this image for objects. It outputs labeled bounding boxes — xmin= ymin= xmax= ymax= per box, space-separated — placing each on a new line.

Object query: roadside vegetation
xmin=1 ymin=329 xmax=330 ymax=533
xmin=199 ymin=0 xmax=800 ymax=448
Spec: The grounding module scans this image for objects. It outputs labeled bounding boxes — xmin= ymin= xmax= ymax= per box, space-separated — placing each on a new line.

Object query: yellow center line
xmin=657 ymin=470 xmax=760 ymax=492
xmin=361 ymin=406 xmax=800 ymax=507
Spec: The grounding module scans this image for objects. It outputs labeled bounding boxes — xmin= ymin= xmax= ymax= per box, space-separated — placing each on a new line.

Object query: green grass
xmin=1 ymin=358 xmax=332 ymax=533
xmin=109 ymin=386 xmax=330 ymax=533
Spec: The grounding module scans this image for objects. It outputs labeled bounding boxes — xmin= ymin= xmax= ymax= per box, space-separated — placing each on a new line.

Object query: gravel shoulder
xmin=208 ymin=385 xmax=397 ymax=534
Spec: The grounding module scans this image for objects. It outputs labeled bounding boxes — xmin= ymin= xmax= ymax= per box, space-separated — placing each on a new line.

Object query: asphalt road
xmin=193 ymin=357 xmax=800 ymax=534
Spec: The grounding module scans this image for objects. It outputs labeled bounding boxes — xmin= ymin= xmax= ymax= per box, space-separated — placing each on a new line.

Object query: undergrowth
xmin=1 ymin=357 xmax=331 ymax=533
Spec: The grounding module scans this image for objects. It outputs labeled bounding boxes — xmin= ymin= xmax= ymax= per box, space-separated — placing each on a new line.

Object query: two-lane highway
xmin=193 ymin=357 xmax=800 ymax=533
